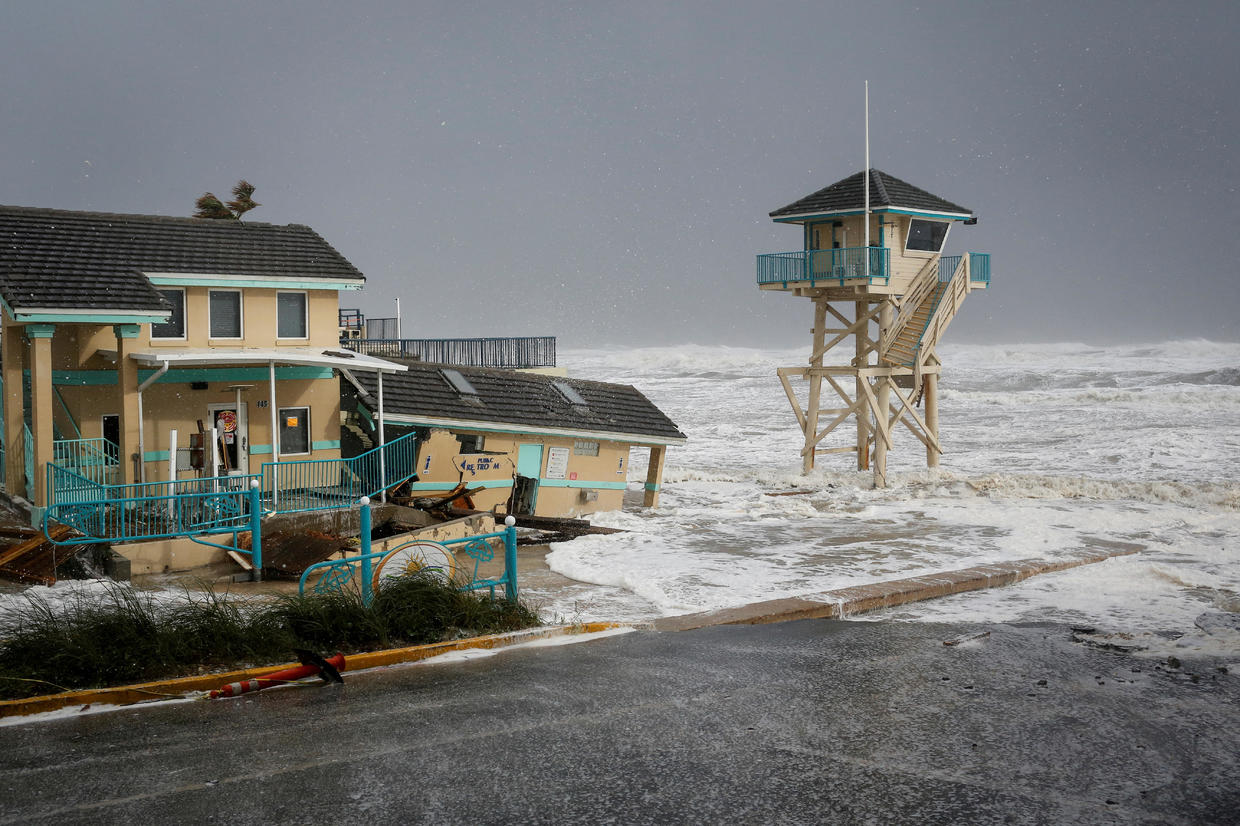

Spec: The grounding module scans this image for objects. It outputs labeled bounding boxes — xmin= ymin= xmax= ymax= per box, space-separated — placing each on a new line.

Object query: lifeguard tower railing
xmin=756 ymin=247 xmax=890 ymax=287
xmin=341 ymin=336 xmax=556 ymax=369
xmin=43 ymin=431 xmax=421 ymax=544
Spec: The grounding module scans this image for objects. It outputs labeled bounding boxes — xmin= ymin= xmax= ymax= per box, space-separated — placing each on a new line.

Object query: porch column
xmin=26 ymin=324 xmax=56 ymax=508
xmin=642 ymin=445 xmax=666 ymax=508
xmin=114 ymin=325 xmax=142 ymax=485
xmin=2 ymin=319 xmax=27 ymax=498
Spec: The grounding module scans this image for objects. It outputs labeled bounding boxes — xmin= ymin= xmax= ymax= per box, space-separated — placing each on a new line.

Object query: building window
xmin=277 ymin=292 xmax=308 ymax=339
xmin=905 ymin=219 xmax=949 ymax=253
xmin=573 ymin=440 xmax=599 ymax=456
xmin=279 ymin=407 xmax=310 ymax=455
xmin=209 ymin=290 xmax=243 ymax=338
xmin=152 ymin=289 xmax=185 ymax=339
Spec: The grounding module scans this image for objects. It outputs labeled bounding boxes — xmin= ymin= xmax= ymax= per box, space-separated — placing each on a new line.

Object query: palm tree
xmin=194 ymin=180 xmax=261 ymax=219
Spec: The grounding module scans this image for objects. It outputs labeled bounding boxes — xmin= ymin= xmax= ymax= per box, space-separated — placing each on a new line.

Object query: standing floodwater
xmin=540 ymin=341 xmax=1240 ymax=639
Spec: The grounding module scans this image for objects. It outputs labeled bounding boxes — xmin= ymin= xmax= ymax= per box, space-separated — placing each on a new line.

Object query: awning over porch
xmin=119 ymin=346 xmax=408 ymax=374
xmin=106 ymin=347 xmax=407 ymax=477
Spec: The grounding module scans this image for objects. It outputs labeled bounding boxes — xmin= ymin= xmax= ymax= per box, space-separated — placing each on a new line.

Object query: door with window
xmin=208 ymin=403 xmax=248 ymax=475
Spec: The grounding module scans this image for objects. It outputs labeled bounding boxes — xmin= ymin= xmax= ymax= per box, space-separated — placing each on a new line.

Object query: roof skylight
xmin=552 ymin=381 xmax=588 ymax=407
xmin=441 ymin=369 xmax=479 ymax=396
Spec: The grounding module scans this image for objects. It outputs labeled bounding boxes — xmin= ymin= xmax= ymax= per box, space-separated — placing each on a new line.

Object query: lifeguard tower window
xmin=906 ymin=219 xmax=950 ymax=253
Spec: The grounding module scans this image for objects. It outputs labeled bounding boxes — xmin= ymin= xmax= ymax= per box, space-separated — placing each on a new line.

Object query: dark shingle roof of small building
xmin=0 ymin=205 xmax=362 ymax=313
xmin=353 ymin=363 xmax=686 ymax=444
xmin=769 ymin=169 xmax=972 ymax=220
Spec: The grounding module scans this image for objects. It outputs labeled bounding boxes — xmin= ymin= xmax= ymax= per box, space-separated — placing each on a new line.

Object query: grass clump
xmin=0 ymin=572 xmax=540 ymax=700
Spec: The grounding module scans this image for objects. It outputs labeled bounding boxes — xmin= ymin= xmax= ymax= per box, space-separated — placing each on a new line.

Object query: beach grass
xmin=0 ymin=573 xmax=540 ymax=700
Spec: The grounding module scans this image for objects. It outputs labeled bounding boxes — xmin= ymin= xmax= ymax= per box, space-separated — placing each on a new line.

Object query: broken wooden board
xmin=0 ymin=524 xmax=84 ymax=585
xmin=240 ymin=528 xmax=354 ymax=580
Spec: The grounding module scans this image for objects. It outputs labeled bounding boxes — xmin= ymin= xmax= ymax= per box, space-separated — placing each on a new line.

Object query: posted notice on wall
xmin=545 ymin=446 xmax=570 ymax=480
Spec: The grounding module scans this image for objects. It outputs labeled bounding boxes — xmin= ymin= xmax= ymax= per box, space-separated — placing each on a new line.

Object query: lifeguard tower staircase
xmin=757 ymin=169 xmax=991 ymax=487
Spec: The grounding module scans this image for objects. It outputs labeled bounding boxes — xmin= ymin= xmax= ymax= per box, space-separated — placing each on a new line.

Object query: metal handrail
xmin=52 ymin=438 xmax=120 ymax=486
xmin=299 ymin=500 xmax=519 ymax=605
xmin=341 ymin=336 xmax=557 ymax=369
xmin=262 ymin=431 xmax=419 ymax=515
xmin=757 ymin=247 xmax=890 ymax=285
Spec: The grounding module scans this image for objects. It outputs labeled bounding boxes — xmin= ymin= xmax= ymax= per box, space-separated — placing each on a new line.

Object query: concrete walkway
xmin=1 ymin=619 xmax=1236 ymax=824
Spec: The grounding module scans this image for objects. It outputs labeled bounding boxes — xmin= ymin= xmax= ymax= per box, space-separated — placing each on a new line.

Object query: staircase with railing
xmin=880 ymin=252 xmax=990 ymax=387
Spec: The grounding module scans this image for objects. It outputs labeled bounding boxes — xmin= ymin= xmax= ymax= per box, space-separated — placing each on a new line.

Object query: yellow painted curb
xmin=0 ymin=621 xmax=628 ymax=719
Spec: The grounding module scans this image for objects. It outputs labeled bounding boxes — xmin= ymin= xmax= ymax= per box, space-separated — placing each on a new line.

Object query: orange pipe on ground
xmin=209 ymin=653 xmax=346 ymax=699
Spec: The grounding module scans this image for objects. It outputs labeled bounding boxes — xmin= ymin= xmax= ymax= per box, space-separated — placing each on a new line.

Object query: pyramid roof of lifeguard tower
xmin=769 ymin=169 xmax=973 ymax=222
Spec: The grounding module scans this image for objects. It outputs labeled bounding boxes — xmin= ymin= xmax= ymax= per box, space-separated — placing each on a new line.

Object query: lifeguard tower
xmin=757 ymin=168 xmax=991 ymax=487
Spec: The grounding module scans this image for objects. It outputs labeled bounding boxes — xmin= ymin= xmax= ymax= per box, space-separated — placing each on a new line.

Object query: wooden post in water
xmin=855 ymin=299 xmax=870 ymax=470
xmin=924 ymin=370 xmax=940 ymax=468
xmin=803 ymin=298 xmax=828 ymax=473
xmin=872 ymin=300 xmax=893 ymax=488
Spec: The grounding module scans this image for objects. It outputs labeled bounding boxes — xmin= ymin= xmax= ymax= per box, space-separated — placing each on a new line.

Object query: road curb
xmin=0 ymin=621 xmax=627 ymax=719
xmin=653 ymin=548 xmax=1138 ymax=632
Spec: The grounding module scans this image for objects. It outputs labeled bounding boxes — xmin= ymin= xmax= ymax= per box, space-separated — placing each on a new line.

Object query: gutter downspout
xmin=136 ymin=361 xmax=169 ymax=484
xmin=269 ymin=360 xmax=279 ymax=509
xmin=377 ymin=370 xmax=386 ymax=503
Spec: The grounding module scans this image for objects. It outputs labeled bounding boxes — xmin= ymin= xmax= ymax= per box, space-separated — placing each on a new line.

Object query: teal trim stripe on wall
xmin=538 ymin=479 xmax=628 ymax=490
xmin=311 ymin=440 xmax=341 ymax=451
xmin=407 ymin=480 xmax=514 ymax=491
xmin=49 ymin=366 xmax=334 ymax=386
xmin=147 ymin=276 xmax=362 ymax=291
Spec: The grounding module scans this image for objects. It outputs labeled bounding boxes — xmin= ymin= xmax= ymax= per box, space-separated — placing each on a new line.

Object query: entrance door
xmin=512 ymin=443 xmax=543 ymax=515
xmin=207 ymin=403 xmax=249 ymax=475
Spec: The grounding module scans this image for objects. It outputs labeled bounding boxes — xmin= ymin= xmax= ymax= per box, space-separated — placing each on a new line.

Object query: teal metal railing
xmin=969 ymin=252 xmax=991 ymax=284
xmin=262 ymin=431 xmax=419 ymax=514
xmin=342 ymin=336 xmax=557 ymax=369
xmin=938 ymin=255 xmax=961 ymax=282
xmin=23 ymin=425 xmax=34 ymax=501
xmin=756 ymin=247 xmax=890 ymax=286
xmin=52 ymin=438 xmax=120 ymax=486
xmin=299 ymin=499 xmax=519 ymax=605
xmin=45 ymin=467 xmax=261 ymax=545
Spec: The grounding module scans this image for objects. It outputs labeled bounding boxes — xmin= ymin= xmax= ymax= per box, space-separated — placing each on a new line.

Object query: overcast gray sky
xmin=2 ymin=1 xmax=1236 ymax=347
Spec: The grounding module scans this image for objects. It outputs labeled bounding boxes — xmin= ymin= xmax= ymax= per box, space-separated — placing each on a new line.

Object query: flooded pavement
xmin=1 ymin=618 xmax=1236 ymax=824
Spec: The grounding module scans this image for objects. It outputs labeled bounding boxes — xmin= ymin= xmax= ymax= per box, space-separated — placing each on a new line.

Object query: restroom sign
xmin=216 ymin=410 xmax=237 ymax=433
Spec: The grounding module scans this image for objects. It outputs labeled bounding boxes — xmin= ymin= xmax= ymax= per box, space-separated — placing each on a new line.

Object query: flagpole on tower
xmin=864 ymin=80 xmax=870 ymax=254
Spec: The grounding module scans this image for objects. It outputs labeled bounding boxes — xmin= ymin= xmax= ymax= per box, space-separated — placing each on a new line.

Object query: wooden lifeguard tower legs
xmin=780 ymin=292 xmax=943 ymax=488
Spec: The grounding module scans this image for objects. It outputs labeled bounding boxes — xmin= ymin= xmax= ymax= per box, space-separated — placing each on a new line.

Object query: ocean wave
xmin=964 ymin=473 xmax=1240 ymax=510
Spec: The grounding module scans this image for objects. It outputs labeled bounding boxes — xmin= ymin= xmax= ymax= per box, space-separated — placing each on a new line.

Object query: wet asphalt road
xmin=1 ymin=619 xmax=1236 ymax=825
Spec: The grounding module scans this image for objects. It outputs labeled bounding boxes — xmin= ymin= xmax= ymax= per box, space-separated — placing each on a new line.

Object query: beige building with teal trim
xmin=344 ymin=363 xmax=685 ymax=518
xmin=0 ymin=205 xmax=405 ymax=516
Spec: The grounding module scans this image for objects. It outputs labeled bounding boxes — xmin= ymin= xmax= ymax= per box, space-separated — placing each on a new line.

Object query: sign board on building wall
xmin=545 ymin=447 xmax=570 ymax=480
xmin=453 ymin=454 xmax=508 ymax=477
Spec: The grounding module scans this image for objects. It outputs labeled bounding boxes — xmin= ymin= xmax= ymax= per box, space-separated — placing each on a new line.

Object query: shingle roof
xmin=769 ymin=169 xmax=972 ymax=220
xmin=0 ymin=205 xmax=363 ymax=313
xmin=353 ymin=363 xmax=686 ymax=444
